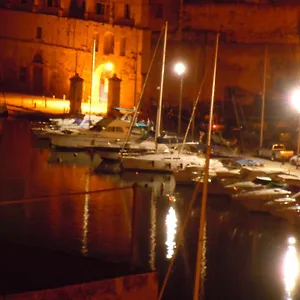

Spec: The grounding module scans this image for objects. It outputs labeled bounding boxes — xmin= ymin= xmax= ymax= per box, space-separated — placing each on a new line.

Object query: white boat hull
xmin=121 ymin=153 xmax=207 ymax=173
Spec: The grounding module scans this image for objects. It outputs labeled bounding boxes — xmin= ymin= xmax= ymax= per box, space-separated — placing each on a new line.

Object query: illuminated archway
xmin=92 ymin=62 xmax=114 ymax=111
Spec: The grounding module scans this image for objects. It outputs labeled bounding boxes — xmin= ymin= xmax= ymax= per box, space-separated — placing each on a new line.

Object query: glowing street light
xmin=105 ymin=62 xmax=114 ymax=72
xmin=292 ymin=89 xmax=300 ymax=168
xmin=174 ymin=62 xmax=186 ymax=135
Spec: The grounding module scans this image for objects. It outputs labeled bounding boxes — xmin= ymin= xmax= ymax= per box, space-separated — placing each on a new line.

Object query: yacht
xmin=50 ymin=118 xmax=149 ymax=150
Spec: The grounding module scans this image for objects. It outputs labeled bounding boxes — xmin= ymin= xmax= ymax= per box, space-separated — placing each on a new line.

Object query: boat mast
xmin=179 ymin=68 xmax=207 ymax=155
xmin=193 ymin=32 xmax=220 ymax=300
xmin=120 ymin=28 xmax=164 ymax=155
xmin=155 ymin=22 xmax=168 ymax=153
xmin=259 ymin=45 xmax=268 ymax=148
xmin=89 ymin=36 xmax=96 ymax=129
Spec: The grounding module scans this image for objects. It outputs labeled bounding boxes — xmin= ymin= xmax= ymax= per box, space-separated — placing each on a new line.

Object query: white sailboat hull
xmin=121 ymin=153 xmax=208 ymax=173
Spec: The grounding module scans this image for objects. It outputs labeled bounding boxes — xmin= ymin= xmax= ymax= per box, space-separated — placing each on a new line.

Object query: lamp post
xmin=292 ymin=89 xmax=300 ymax=168
xmin=174 ymin=62 xmax=186 ymax=135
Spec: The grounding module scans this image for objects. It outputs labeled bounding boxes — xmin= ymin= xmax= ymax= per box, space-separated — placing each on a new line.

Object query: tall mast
xmin=89 ymin=36 xmax=96 ymax=129
xmin=259 ymin=45 xmax=268 ymax=148
xmin=155 ymin=22 xmax=168 ymax=153
xmin=193 ymin=32 xmax=220 ymax=300
xmin=120 ymin=28 xmax=164 ymax=155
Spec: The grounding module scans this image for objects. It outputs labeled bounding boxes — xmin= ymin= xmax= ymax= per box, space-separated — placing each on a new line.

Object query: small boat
xmin=262 ymin=196 xmax=298 ymax=215
xmin=173 ymin=160 xmax=227 ymax=185
xmin=269 ymin=203 xmax=300 ymax=225
xmin=232 ymin=182 xmax=295 ymax=212
xmin=224 ymin=176 xmax=273 ymax=194
xmin=232 ymin=182 xmax=293 ymax=202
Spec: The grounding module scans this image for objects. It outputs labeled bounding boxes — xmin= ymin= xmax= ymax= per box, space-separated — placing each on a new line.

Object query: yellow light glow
xmin=174 ymin=62 xmax=186 ymax=76
xmin=283 ymin=237 xmax=299 ymax=298
xmin=288 ymin=236 xmax=296 ymax=245
xmin=165 ymin=206 xmax=177 ymax=259
xmin=105 ymin=62 xmax=114 ymax=71
xmin=292 ymin=90 xmax=300 ymax=112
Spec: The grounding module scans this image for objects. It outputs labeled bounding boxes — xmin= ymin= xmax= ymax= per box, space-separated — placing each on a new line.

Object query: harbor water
xmin=0 ymin=119 xmax=299 ymax=300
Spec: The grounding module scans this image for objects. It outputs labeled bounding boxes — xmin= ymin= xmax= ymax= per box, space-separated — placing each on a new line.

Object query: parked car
xmin=258 ymin=143 xmax=294 ymax=161
xmin=290 ymin=154 xmax=300 ymax=165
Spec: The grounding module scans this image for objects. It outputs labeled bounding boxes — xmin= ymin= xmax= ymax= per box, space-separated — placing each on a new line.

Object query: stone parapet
xmin=0 ymin=272 xmax=158 ymax=300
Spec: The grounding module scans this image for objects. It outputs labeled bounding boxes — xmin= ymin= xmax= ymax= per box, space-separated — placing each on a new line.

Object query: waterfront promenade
xmin=0 ymin=92 xmax=105 ymax=115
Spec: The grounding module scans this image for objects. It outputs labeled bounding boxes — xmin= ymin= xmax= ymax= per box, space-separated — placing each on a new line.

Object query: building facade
xmin=0 ymin=0 xmax=151 ymax=113
xmin=1 ymin=0 xmax=300 ymax=117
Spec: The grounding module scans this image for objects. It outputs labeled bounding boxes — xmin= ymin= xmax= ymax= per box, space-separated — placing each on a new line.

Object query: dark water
xmin=0 ymin=119 xmax=300 ymax=300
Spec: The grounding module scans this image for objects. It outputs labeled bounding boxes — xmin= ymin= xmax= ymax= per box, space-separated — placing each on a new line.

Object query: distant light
xmin=105 ymin=62 xmax=114 ymax=71
xmin=288 ymin=237 xmax=296 ymax=245
xmin=291 ymin=90 xmax=300 ymax=112
xmin=174 ymin=62 xmax=186 ymax=76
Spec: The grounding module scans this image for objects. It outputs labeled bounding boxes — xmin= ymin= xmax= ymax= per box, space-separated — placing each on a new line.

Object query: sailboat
xmin=121 ymin=24 xmax=225 ymax=174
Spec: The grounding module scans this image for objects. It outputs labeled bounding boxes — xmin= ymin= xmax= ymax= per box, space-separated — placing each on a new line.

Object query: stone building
xmin=0 ymin=0 xmax=300 ymax=118
xmin=0 ymin=0 xmax=151 ymax=113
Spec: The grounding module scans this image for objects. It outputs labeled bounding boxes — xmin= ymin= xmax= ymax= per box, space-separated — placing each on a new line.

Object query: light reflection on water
xmin=2 ymin=120 xmax=300 ymax=299
xmin=283 ymin=237 xmax=299 ymax=299
xmin=81 ymin=175 xmax=90 ymax=256
xmin=165 ymin=205 xmax=177 ymax=259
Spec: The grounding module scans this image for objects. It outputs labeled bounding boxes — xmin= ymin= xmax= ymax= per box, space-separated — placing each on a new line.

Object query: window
xmin=36 ymin=27 xmax=42 ymax=39
xmin=155 ymin=4 xmax=163 ymax=18
xmin=95 ymin=1 xmax=109 ymax=16
xmin=19 ymin=67 xmax=28 ymax=83
xmin=96 ymin=3 xmax=104 ymax=15
xmin=103 ymin=32 xmax=114 ymax=55
xmin=124 ymin=3 xmax=130 ymax=19
xmin=119 ymin=38 xmax=126 ymax=56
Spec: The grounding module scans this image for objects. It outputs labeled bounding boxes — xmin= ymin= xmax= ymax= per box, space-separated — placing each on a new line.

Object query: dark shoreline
xmin=0 ymin=239 xmax=148 ymax=295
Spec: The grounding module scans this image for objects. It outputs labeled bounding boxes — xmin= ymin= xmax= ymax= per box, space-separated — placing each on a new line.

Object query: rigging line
xmin=120 ymin=25 xmax=165 ymax=159
xmin=0 ymin=186 xmax=134 ymax=206
xmin=179 ymin=66 xmax=208 ymax=155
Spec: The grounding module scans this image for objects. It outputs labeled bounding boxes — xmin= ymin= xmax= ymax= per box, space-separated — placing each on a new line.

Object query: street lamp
xmin=174 ymin=62 xmax=186 ymax=135
xmin=292 ymin=89 xmax=300 ymax=167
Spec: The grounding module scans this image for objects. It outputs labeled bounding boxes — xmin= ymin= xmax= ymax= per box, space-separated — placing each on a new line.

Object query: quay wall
xmin=0 ymin=272 xmax=158 ymax=300
xmin=0 ymin=92 xmax=106 ymax=115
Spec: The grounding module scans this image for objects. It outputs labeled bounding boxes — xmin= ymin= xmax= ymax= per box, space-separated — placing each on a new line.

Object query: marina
xmin=1 ymin=119 xmax=300 ymax=299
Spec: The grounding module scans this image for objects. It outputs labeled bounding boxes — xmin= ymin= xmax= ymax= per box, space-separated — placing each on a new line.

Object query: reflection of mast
xmin=193 ymin=32 xmax=220 ymax=300
xmin=89 ymin=36 xmax=96 ymax=129
xmin=200 ymin=221 xmax=207 ymax=298
xmin=149 ymin=187 xmax=157 ymax=270
xmin=81 ymin=174 xmax=90 ymax=256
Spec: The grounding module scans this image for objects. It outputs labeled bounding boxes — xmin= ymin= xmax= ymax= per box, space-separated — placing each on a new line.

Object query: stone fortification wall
xmin=148 ymin=4 xmax=300 ymax=113
xmin=183 ymin=4 xmax=300 ymax=44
